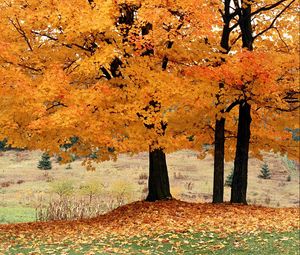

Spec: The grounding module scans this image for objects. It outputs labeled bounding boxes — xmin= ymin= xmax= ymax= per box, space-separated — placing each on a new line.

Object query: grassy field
xmin=0 ymin=150 xmax=299 ymax=223
xmin=2 ymin=230 xmax=299 ymax=254
xmin=0 ymin=207 xmax=36 ymax=224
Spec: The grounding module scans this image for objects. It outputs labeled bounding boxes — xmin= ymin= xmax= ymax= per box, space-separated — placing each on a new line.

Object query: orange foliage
xmin=0 ymin=0 xmax=298 ymax=161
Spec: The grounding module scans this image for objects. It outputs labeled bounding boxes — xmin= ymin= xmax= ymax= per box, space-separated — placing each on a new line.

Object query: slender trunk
xmin=213 ymin=117 xmax=225 ymax=203
xmin=230 ymin=1 xmax=253 ymax=204
xmin=146 ymin=147 xmax=172 ymax=201
xmin=212 ymin=0 xmax=231 ymax=203
xmin=230 ymin=102 xmax=251 ymax=204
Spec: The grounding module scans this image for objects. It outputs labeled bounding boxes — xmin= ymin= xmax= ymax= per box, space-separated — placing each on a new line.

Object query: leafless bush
xmin=173 ymin=172 xmax=188 ymax=180
xmin=1 ymin=181 xmax=14 ymax=188
xmin=278 ymin=181 xmax=286 ymax=187
xmin=15 ymin=152 xmax=28 ymax=162
xmin=16 ymin=180 xmax=25 ymax=184
xmin=264 ymin=196 xmax=271 ymax=205
xmin=142 ymin=186 xmax=148 ymax=194
xmin=184 ymin=182 xmax=194 ymax=191
xmin=138 ymin=173 xmax=148 ymax=180
xmin=138 ymin=179 xmax=145 ymax=185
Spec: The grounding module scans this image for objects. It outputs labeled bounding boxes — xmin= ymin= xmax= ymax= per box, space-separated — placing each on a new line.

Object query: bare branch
xmin=274 ymin=27 xmax=290 ymax=51
xmin=31 ymin=30 xmax=94 ymax=53
xmin=9 ymin=18 xmax=33 ymax=51
xmin=251 ymin=0 xmax=288 ymax=17
xmin=2 ymin=59 xmax=42 ymax=72
xmin=46 ymin=102 xmax=68 ymax=111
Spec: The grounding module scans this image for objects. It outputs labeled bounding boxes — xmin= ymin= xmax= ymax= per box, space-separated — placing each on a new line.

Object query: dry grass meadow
xmin=0 ymin=150 xmax=299 ymax=223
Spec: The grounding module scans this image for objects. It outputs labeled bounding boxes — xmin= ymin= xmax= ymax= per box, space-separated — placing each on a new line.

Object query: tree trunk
xmin=213 ymin=117 xmax=225 ymax=203
xmin=230 ymin=102 xmax=251 ymax=204
xmin=211 ymin=0 xmax=232 ymax=203
xmin=146 ymin=148 xmax=172 ymax=201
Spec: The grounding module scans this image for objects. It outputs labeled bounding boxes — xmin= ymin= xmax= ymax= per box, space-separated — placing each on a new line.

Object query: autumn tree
xmin=210 ymin=0 xmax=299 ymax=203
xmin=182 ymin=0 xmax=299 ymax=204
xmin=0 ymin=0 xmax=216 ymax=201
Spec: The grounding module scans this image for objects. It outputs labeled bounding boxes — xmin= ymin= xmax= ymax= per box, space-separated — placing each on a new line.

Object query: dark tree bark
xmin=230 ymin=1 xmax=253 ymax=204
xmin=213 ymin=117 xmax=225 ymax=203
xmin=146 ymin=148 xmax=172 ymax=201
xmin=231 ymin=102 xmax=251 ymax=204
xmin=212 ymin=0 xmax=232 ymax=203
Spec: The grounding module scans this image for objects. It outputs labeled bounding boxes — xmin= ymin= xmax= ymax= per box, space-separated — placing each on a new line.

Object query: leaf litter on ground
xmin=0 ymin=200 xmax=299 ymax=254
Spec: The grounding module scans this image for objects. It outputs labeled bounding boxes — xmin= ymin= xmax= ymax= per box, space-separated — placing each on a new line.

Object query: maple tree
xmin=184 ymin=0 xmax=299 ymax=203
xmin=0 ymin=0 xmax=217 ymax=201
xmin=220 ymin=0 xmax=299 ymax=204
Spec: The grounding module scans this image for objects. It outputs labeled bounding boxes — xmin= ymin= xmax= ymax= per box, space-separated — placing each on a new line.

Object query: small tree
xmin=50 ymin=180 xmax=74 ymax=198
xmin=258 ymin=162 xmax=271 ymax=179
xmin=37 ymin=153 xmax=52 ymax=170
xmin=80 ymin=179 xmax=103 ymax=203
xmin=225 ymin=168 xmax=234 ymax=187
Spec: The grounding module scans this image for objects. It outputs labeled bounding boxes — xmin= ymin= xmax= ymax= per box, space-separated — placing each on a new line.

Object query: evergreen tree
xmin=37 ymin=153 xmax=52 ymax=170
xmin=225 ymin=168 xmax=234 ymax=187
xmin=258 ymin=162 xmax=271 ymax=179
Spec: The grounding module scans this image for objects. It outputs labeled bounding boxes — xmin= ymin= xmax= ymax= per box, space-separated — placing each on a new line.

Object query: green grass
xmin=0 ymin=206 xmax=36 ymax=224
xmin=2 ymin=230 xmax=299 ymax=254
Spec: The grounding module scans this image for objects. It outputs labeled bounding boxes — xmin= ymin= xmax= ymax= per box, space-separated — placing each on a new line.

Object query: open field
xmin=0 ymin=150 xmax=299 ymax=223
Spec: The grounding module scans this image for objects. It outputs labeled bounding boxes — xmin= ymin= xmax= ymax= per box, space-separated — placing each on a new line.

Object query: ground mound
xmin=1 ymin=200 xmax=298 ymax=239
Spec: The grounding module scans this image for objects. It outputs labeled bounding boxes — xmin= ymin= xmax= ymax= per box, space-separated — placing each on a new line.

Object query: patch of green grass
xmin=2 ymin=230 xmax=299 ymax=254
xmin=0 ymin=206 xmax=36 ymax=224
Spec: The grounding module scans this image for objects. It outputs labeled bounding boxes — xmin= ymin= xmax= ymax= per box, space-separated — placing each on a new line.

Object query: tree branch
xmin=31 ymin=30 xmax=94 ymax=53
xmin=250 ymin=0 xmax=288 ymax=17
xmin=10 ymin=18 xmax=33 ymax=51
xmin=46 ymin=102 xmax=68 ymax=111
xmin=253 ymin=0 xmax=295 ymax=40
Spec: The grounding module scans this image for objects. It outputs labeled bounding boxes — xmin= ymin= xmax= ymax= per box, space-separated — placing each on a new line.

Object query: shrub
xmin=282 ymin=155 xmax=297 ymax=172
xmin=258 ymin=162 xmax=271 ymax=179
xmin=50 ymin=180 xmax=74 ymax=198
xmin=79 ymin=179 xmax=103 ymax=203
xmin=36 ymin=197 xmax=105 ymax=221
xmin=173 ymin=172 xmax=188 ymax=180
xmin=184 ymin=181 xmax=194 ymax=191
xmin=0 ymin=139 xmax=8 ymax=151
xmin=110 ymin=180 xmax=134 ymax=206
xmin=142 ymin=186 xmax=148 ymax=194
xmin=65 ymin=164 xmax=72 ymax=170
xmin=264 ymin=196 xmax=271 ymax=205
xmin=286 ymin=175 xmax=291 ymax=182
xmin=1 ymin=181 xmax=14 ymax=188
xmin=137 ymin=179 xmax=145 ymax=185
xmin=138 ymin=173 xmax=148 ymax=180
xmin=37 ymin=153 xmax=52 ymax=170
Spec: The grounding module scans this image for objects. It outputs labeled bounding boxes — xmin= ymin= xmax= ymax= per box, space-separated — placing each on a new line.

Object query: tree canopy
xmin=0 ymin=0 xmax=298 ymax=168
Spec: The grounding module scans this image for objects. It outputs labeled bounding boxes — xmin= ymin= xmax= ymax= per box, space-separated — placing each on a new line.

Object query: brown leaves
xmin=0 ymin=200 xmax=298 ymax=242
xmin=0 ymin=200 xmax=299 ymax=254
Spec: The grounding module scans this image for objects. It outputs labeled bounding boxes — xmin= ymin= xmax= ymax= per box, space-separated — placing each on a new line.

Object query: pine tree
xmin=37 ymin=153 xmax=52 ymax=170
xmin=225 ymin=168 xmax=234 ymax=187
xmin=258 ymin=162 xmax=271 ymax=179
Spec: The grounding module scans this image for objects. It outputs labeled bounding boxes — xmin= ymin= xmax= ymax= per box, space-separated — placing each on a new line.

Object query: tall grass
xmin=35 ymin=179 xmax=134 ymax=221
